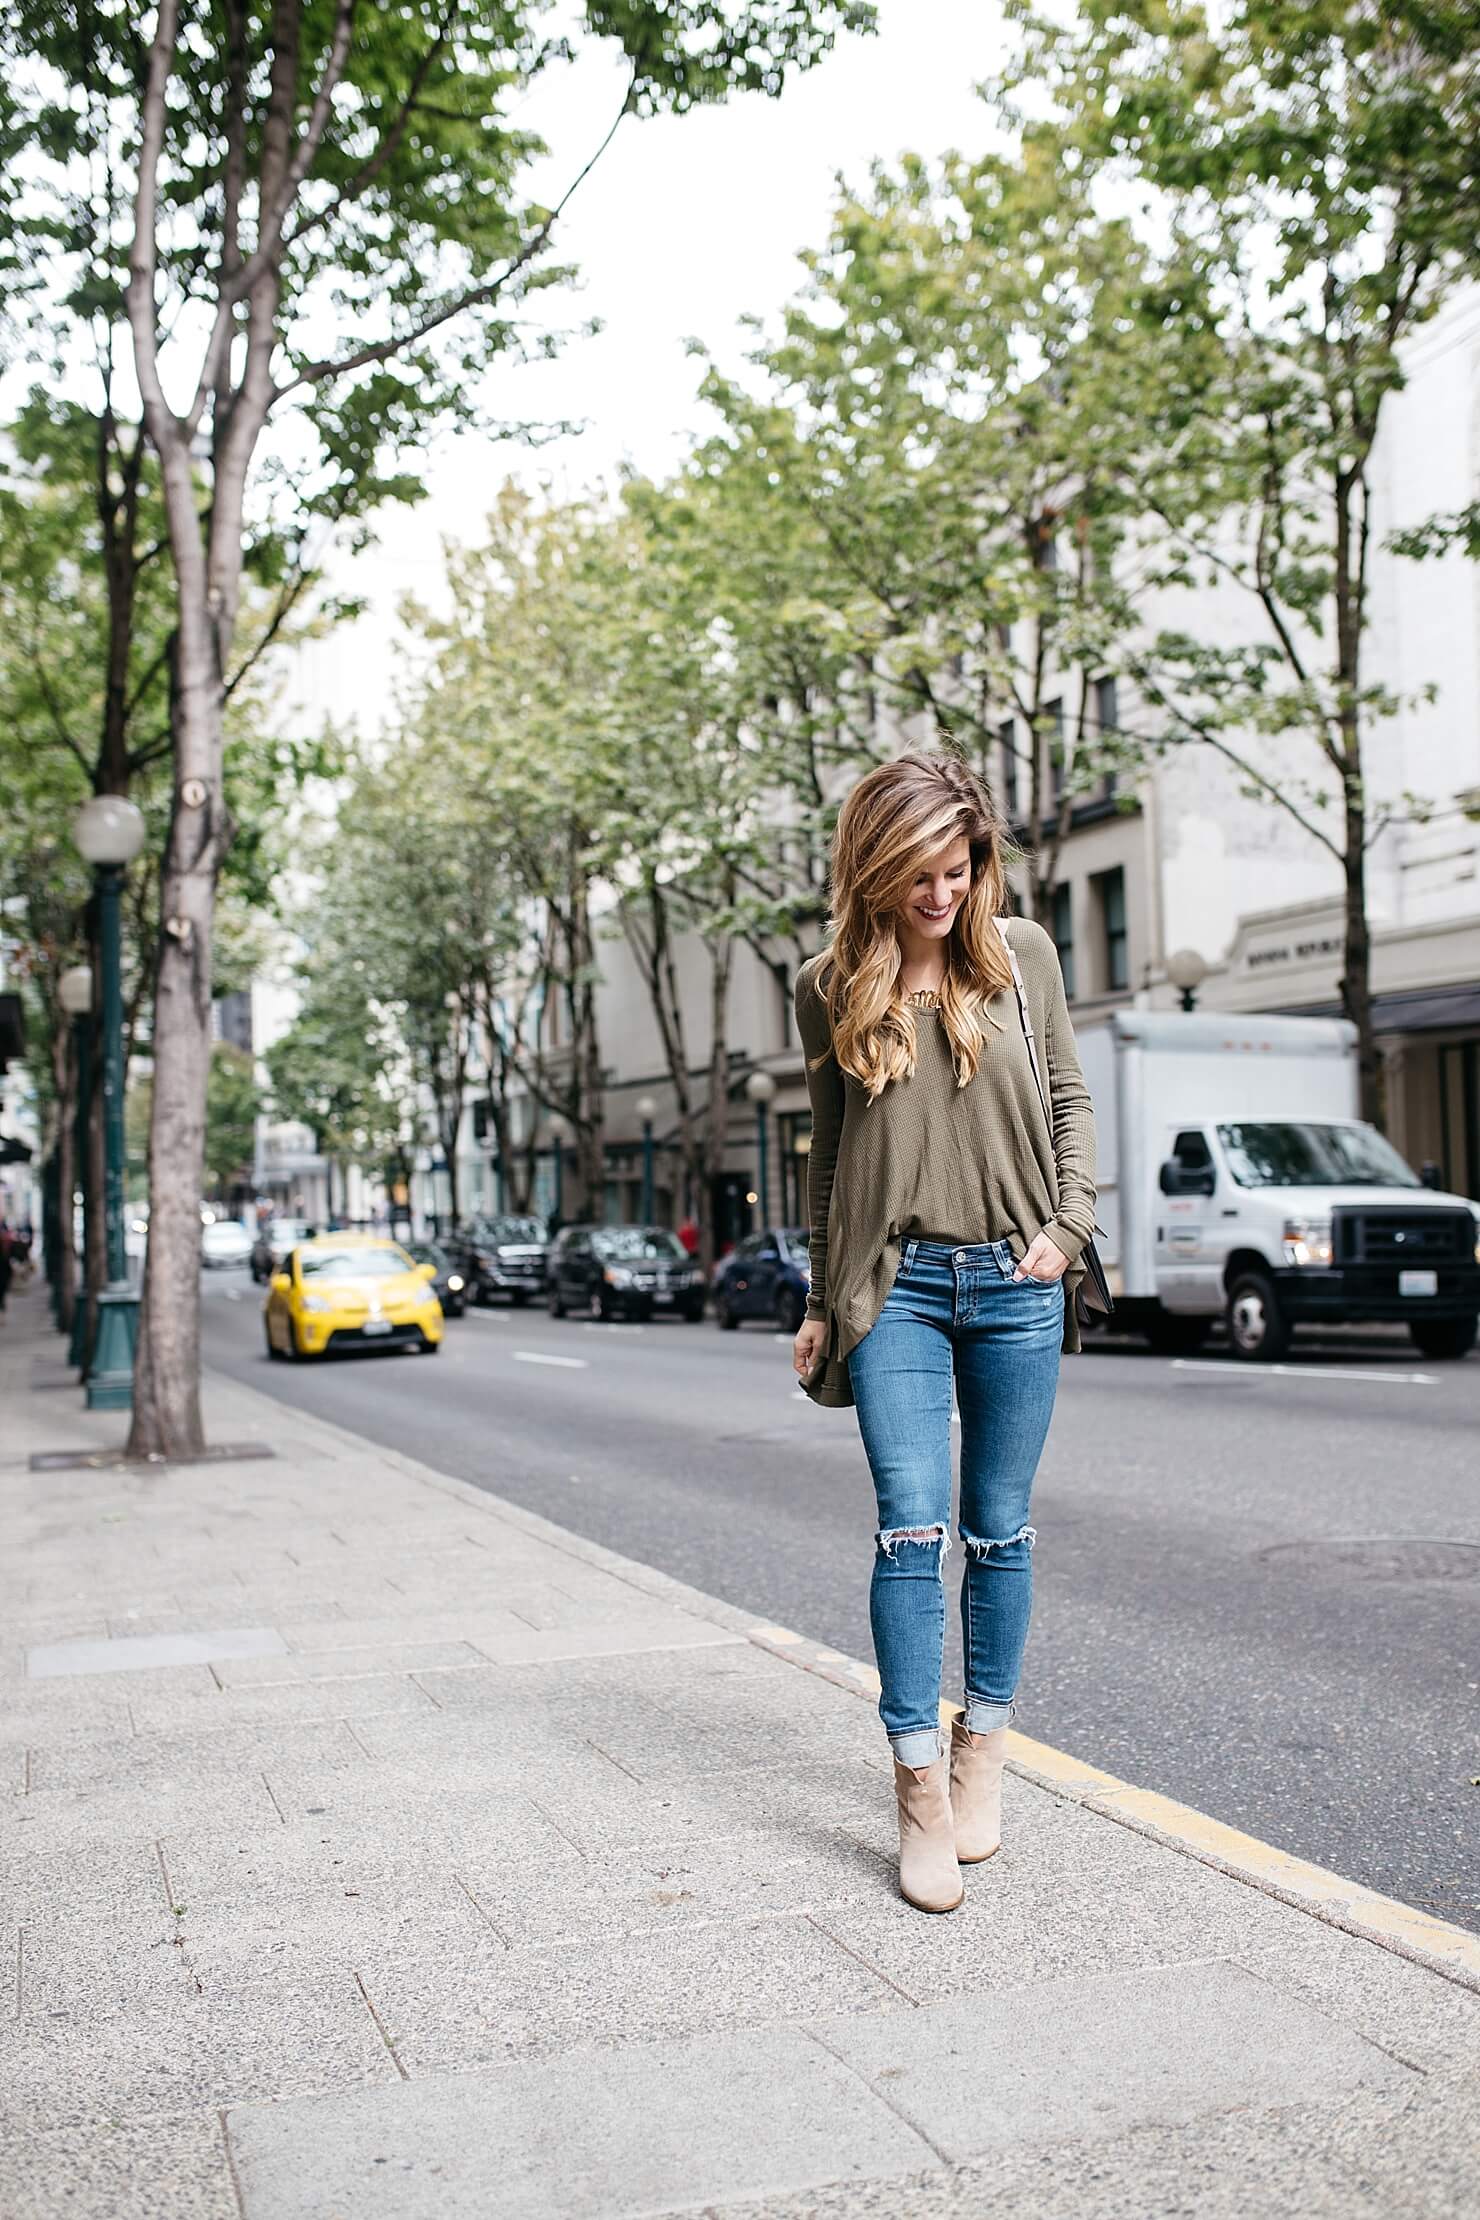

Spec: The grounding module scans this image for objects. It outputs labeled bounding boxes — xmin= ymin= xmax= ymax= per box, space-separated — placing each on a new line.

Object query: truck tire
xmin=1226 ymin=1271 xmax=1290 ymax=1362
xmin=1409 ymin=1315 xmax=1478 ymax=1360
xmin=1145 ymin=1314 xmax=1209 ymax=1356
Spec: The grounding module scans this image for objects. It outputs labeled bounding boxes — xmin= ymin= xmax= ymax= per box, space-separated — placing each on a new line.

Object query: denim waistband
xmin=907 ymin=1236 xmax=1014 ymax=1255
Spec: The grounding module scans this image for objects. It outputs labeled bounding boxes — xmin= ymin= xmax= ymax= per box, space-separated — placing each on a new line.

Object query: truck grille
xmin=1333 ymin=1208 xmax=1472 ymax=1264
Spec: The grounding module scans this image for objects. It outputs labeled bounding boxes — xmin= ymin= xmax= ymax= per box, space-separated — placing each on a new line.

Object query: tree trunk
xmin=1341 ymin=789 xmax=1383 ymax=1129
xmin=127 ymin=679 xmax=224 ymax=1460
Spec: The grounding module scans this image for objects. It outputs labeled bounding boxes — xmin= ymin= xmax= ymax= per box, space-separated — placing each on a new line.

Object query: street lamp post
xmin=72 ymin=795 xmax=146 ymax=1410
xmin=635 ymin=1094 xmax=657 ymax=1223
xmin=1166 ymin=947 xmax=1210 ymax=1014
xmin=745 ymin=1069 xmax=777 ymax=1235
xmin=57 ymin=964 xmax=94 ymax=1364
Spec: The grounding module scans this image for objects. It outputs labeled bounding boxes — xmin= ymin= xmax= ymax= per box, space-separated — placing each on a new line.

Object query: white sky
xmin=289 ymin=0 xmax=1008 ymax=733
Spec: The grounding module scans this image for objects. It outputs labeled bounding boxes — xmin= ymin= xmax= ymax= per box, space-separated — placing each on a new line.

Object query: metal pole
xmin=85 ymin=862 xmax=139 ymax=1409
xmin=755 ymin=1104 xmax=769 ymax=1231
xmin=641 ymin=1119 xmax=654 ymax=1222
xmin=67 ymin=1015 xmax=94 ymax=1369
xmin=98 ymin=866 xmax=127 ymax=1283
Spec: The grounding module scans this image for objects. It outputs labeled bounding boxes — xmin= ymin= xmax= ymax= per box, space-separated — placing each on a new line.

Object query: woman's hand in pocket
xmin=1012 ymin=1232 xmax=1070 ymax=1283
xmin=793 ymin=1318 xmax=828 ymax=1378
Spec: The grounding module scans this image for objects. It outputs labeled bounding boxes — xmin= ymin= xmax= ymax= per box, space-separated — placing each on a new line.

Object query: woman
xmin=792 ymin=753 xmax=1097 ymax=1913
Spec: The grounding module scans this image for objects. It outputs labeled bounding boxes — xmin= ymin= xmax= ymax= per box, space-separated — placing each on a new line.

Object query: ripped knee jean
xmin=847 ymin=1238 xmax=1063 ymax=1767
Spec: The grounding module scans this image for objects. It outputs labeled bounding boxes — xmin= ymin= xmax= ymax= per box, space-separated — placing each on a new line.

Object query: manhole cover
xmin=1258 ymin=1537 xmax=1480 ymax=1583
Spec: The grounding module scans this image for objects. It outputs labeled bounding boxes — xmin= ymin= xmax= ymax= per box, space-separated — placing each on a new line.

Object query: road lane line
xmin=511 ymin=1351 xmax=588 ymax=1369
xmin=1171 ymin=1359 xmax=1437 ymax=1385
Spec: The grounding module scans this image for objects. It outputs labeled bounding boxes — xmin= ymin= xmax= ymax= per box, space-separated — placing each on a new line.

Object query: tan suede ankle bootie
xmin=949 ymin=1714 xmax=1009 ymax=1863
xmin=893 ymin=1756 xmax=964 ymax=1913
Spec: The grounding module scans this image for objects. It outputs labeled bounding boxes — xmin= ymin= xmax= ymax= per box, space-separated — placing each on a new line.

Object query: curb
xmin=206 ymin=1365 xmax=1480 ymax=2000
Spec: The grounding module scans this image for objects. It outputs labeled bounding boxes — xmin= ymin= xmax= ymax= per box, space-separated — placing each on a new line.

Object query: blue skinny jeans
xmin=846 ymin=1238 xmax=1064 ymax=1767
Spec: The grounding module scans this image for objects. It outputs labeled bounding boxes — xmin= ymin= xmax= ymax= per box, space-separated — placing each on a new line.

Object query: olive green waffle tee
xmin=795 ymin=915 xmax=1098 ymax=1407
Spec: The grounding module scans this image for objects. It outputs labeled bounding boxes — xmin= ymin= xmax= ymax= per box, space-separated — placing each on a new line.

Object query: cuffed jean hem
xmin=888 ymin=1726 xmax=944 ymax=1768
xmin=963 ymin=1695 xmax=1016 ymax=1735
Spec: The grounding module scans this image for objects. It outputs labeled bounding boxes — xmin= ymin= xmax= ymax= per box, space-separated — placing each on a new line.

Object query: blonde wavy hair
xmin=811 ymin=752 xmax=1017 ymax=1097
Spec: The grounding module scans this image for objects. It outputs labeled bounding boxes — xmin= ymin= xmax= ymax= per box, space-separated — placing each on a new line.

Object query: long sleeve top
xmin=794 ymin=915 xmax=1099 ymax=1407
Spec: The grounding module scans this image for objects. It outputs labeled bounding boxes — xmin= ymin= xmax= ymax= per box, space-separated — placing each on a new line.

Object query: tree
xmin=1002 ymin=0 xmax=1480 ymax=1119
xmin=697 ymin=141 xmax=1166 ymax=915
xmin=4 ymin=0 xmax=873 ymax=1457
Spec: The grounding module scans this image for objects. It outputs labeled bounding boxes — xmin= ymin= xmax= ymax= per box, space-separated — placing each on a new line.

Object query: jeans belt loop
xmin=903 ymin=1238 xmax=918 ymax=1273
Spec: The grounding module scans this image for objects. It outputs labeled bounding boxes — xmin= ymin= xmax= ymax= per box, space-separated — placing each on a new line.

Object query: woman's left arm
xmin=1039 ymin=950 xmax=1098 ymax=1265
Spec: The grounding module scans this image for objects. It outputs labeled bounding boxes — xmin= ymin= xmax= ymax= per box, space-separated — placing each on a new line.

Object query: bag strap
xmin=994 ymin=915 xmax=1052 ymax=1127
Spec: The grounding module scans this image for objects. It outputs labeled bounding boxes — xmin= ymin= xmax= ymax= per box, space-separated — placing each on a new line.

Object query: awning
xmin=1283 ymin=981 xmax=1480 ymax=1036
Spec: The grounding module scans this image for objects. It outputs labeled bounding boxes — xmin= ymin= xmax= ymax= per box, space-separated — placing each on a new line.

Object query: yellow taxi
xmin=263 ymin=1232 xmax=444 ymax=1361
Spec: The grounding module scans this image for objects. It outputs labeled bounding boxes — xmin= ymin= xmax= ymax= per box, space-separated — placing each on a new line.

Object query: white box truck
xmin=1076 ymin=1009 xmax=1480 ymax=1360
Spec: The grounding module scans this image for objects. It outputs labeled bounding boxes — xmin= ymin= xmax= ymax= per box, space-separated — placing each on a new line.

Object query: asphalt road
xmin=202 ymin=1269 xmax=1480 ymax=1933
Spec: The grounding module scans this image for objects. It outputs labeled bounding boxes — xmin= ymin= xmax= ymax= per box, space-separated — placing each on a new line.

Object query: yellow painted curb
xmin=747 ymin=1626 xmax=1480 ymax=1996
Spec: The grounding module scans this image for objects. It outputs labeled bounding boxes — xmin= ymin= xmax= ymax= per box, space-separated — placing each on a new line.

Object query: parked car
xmin=546 ymin=1224 xmax=706 ymax=1322
xmin=201 ymin=1218 xmax=254 ymax=1269
xmin=445 ymin=1214 xmax=549 ymax=1306
xmin=250 ymin=1218 xmax=316 ymax=1284
xmin=263 ymin=1234 xmax=442 ymax=1361
xmin=712 ymin=1228 xmax=812 ymax=1333
xmin=404 ymin=1239 xmax=468 ymax=1318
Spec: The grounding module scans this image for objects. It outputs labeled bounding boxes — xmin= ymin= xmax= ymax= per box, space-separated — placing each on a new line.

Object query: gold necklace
xmin=904 ymin=987 xmax=941 ymax=1009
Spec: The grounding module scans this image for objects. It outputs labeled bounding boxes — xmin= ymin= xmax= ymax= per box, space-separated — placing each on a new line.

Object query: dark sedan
xmin=445 ymin=1214 xmax=549 ymax=1306
xmin=712 ymin=1227 xmax=812 ymax=1333
xmin=546 ymin=1225 xmax=706 ymax=1322
xmin=404 ymin=1240 xmax=469 ymax=1318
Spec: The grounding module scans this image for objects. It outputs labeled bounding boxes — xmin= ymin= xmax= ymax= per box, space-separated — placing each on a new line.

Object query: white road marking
xmin=1171 ymin=1359 xmax=1437 ymax=1386
xmin=512 ymin=1351 xmax=589 ymax=1369
xmin=581 ymin=1321 xmax=647 ymax=1334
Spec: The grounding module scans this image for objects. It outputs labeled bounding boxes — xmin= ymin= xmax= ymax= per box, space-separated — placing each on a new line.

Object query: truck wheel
xmin=1145 ymin=1314 xmax=1209 ymax=1356
xmin=1409 ymin=1315 xmax=1478 ymax=1360
xmin=1226 ymin=1272 xmax=1290 ymax=1362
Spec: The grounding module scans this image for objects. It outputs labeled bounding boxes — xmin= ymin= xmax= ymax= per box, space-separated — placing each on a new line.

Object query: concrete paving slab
xmin=158 ymin=1798 xmax=586 ymax=1911
xmin=1234 ymin=1922 xmax=1480 ymax=2073
xmin=215 ymin=1638 xmax=485 ymax=1687
xmin=4 ymin=1767 xmax=286 ymax=1856
xmin=0 ymin=2111 xmax=240 ymax=2220
xmin=177 ymin=1867 xmax=499 ymax=1984
xmin=668 ymin=2061 xmax=1480 ymax=2220
xmin=359 ymin=1910 xmax=909 ymax=2073
xmin=804 ymin=1791 xmax=1324 ymax=1998
xmin=1 ymin=1968 xmax=400 ymax=2136
xmin=125 ymin=1669 xmax=440 ymax=1735
xmin=16 ymin=1900 xmax=191 ymax=2020
xmin=454 ymin=1826 xmax=895 ymax=1949
xmin=226 ymin=2022 xmax=935 ymax=2220
xmin=812 ymin=1959 xmax=1412 ymax=2164
xmin=26 ymin=1625 xmax=287 ymax=1677
xmin=25 ymin=1714 xmax=366 ymax=1794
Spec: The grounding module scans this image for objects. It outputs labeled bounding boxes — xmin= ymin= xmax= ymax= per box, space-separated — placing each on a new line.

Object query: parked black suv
xmin=445 ymin=1214 xmax=549 ymax=1307
xmin=546 ymin=1225 xmax=706 ymax=1322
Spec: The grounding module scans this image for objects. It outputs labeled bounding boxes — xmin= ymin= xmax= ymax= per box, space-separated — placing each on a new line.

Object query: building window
xmin=1094 ymin=675 xmax=1119 ymax=802
xmin=1051 ymin=882 xmax=1075 ymax=1000
xmin=998 ymin=718 xmax=1018 ymax=820
xmin=1094 ymin=865 xmax=1128 ymax=992
xmin=1045 ymin=698 xmax=1064 ymax=810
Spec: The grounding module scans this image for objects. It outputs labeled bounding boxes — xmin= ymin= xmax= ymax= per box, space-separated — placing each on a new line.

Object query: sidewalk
xmin=3 ymin=1285 xmax=1478 ymax=2220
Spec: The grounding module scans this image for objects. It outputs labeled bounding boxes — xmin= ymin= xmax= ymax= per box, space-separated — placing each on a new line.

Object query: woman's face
xmin=900 ymin=836 xmax=972 ymax=941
